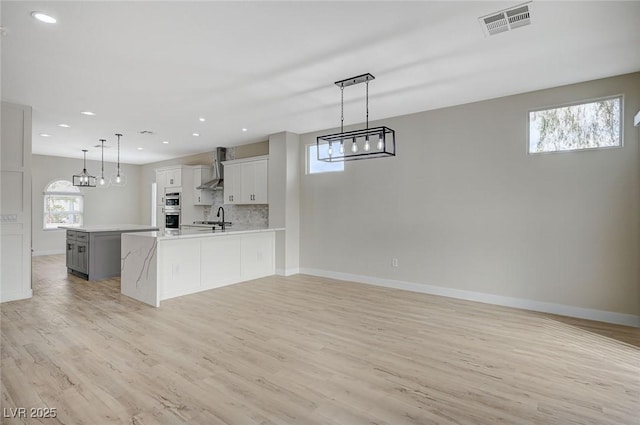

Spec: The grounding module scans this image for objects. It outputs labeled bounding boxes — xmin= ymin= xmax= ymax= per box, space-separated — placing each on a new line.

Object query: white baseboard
xmin=32 ymin=249 xmax=65 ymax=257
xmin=0 ymin=289 xmax=33 ymax=303
xmin=276 ymin=268 xmax=300 ymax=277
xmin=299 ymin=268 xmax=640 ymax=328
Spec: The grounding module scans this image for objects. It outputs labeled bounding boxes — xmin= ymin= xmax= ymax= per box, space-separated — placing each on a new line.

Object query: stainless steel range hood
xmin=197 ymin=147 xmax=226 ymax=190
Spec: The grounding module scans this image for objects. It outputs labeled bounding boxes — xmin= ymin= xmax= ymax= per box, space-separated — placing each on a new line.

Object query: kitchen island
xmin=121 ymin=227 xmax=282 ymax=307
xmin=61 ymin=225 xmax=159 ymax=280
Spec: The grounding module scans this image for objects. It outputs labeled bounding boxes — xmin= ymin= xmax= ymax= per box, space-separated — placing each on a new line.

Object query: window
xmin=528 ymin=96 xmax=622 ymax=154
xmin=43 ymin=180 xmax=83 ymax=229
xmin=307 ymin=143 xmax=344 ymax=174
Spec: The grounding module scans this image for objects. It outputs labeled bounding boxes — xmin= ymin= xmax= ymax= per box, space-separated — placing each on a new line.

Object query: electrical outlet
xmin=392 ymin=258 xmax=399 ymax=267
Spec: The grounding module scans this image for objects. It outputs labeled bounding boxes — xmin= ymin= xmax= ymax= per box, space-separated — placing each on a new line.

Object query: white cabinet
xmin=192 ymin=165 xmax=214 ymax=206
xmin=155 ymin=166 xmax=182 ymax=206
xmin=159 ymin=239 xmax=201 ymax=299
xmin=166 ymin=168 xmax=181 ymax=187
xmin=200 ymin=236 xmax=242 ymax=287
xmin=222 ymin=156 xmax=268 ymax=205
xmin=240 ymin=160 xmax=268 ymax=204
xmin=223 ymin=163 xmax=242 ymax=204
xmin=194 ymin=191 xmax=212 ymax=206
xmin=241 ymin=232 xmax=275 ymax=280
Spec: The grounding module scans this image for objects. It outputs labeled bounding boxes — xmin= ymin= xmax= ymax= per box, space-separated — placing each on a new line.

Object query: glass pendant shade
xmin=97 ymin=139 xmax=110 ymax=188
xmin=111 ymin=133 xmax=127 ymax=187
xmin=111 ymin=172 xmax=127 ymax=185
xmin=72 ymin=150 xmax=96 ymax=187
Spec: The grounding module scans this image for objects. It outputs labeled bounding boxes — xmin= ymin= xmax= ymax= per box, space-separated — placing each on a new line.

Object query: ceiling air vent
xmin=479 ymin=2 xmax=532 ymax=37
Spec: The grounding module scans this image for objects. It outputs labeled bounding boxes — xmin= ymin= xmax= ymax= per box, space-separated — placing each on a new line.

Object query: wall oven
xmin=164 ymin=192 xmax=181 ymax=230
xmin=165 ymin=211 xmax=181 ymax=230
xmin=165 ymin=192 xmax=181 ymax=208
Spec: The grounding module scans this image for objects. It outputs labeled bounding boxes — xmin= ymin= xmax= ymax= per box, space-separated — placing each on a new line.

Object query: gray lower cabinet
xmin=66 ymin=239 xmax=74 ymax=269
xmin=76 ymin=242 xmax=89 ymax=275
xmin=66 ymin=231 xmax=90 ymax=278
xmin=65 ymin=228 xmax=156 ymax=281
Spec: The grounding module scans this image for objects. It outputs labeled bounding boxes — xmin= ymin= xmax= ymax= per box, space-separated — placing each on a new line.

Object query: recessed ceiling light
xmin=192 ymin=133 xmax=200 ymax=137
xmin=199 ymin=117 xmax=206 ymax=122
xmin=137 ymin=147 xmax=144 ymax=150
xmin=31 ymin=11 xmax=57 ymax=24
xmin=58 ymin=124 xmax=70 ymax=128
xmin=242 ymin=128 xmax=248 ymax=132
xmin=40 ymin=133 xmax=51 ymax=137
xmin=80 ymin=111 xmax=95 ymax=116
xmin=162 ymin=141 xmax=169 ymax=144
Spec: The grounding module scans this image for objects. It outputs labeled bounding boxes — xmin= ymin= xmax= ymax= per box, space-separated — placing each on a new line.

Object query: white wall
xmin=32 ymin=155 xmax=142 ymax=255
xmin=269 ymin=132 xmax=300 ymax=275
xmin=299 ymin=72 xmax=640 ymax=324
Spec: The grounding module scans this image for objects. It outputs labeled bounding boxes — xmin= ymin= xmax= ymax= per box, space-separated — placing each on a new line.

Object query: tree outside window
xmin=528 ymin=96 xmax=622 ymax=153
xmin=43 ymin=180 xmax=83 ymax=229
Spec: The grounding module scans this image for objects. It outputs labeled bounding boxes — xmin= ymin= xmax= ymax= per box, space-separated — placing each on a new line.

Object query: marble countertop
xmin=60 ymin=224 xmax=159 ymax=233
xmin=123 ymin=227 xmax=284 ymax=241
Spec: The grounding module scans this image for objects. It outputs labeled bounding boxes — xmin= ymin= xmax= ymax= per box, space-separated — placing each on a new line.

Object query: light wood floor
xmin=1 ymin=255 xmax=638 ymax=425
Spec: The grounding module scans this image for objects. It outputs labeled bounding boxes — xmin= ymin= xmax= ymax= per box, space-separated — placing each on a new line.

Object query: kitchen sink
xmin=193 ymin=220 xmax=232 ymax=226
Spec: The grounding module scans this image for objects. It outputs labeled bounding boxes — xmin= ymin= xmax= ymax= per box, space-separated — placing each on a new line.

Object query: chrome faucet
xmin=216 ymin=206 xmax=225 ymax=231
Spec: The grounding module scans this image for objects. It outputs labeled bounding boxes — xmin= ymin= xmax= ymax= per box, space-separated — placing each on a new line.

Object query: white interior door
xmin=1 ymin=102 xmax=33 ymax=302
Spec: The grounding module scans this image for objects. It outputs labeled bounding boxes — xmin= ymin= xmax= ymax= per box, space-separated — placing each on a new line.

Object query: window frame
xmin=306 ymin=142 xmax=345 ymax=175
xmin=526 ymin=94 xmax=624 ymax=155
xmin=43 ymin=180 xmax=84 ymax=230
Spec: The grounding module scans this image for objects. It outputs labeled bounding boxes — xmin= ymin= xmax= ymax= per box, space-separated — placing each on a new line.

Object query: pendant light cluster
xmin=73 ymin=133 xmax=126 ymax=188
xmin=317 ymin=73 xmax=396 ymax=162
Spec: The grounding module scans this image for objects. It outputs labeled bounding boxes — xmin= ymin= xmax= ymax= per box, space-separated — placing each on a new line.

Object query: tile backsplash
xmin=202 ymin=191 xmax=268 ymax=227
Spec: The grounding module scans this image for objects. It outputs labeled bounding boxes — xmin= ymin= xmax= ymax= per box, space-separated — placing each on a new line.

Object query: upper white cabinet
xmin=166 ymin=168 xmax=181 ymax=187
xmin=241 ymin=160 xmax=268 ymax=204
xmin=192 ymin=165 xmax=214 ymax=205
xmin=155 ymin=166 xmax=183 ymax=206
xmin=222 ymin=156 xmax=268 ymax=205
xmin=223 ymin=163 xmax=242 ymax=204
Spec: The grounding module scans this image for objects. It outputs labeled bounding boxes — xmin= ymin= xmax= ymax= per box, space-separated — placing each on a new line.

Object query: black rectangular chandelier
xmin=317 ymin=73 xmax=396 ymax=162
xmin=72 ymin=149 xmax=97 ymax=187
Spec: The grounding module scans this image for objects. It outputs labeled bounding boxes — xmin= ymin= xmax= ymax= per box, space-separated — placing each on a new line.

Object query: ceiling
xmin=2 ymin=1 xmax=639 ymax=165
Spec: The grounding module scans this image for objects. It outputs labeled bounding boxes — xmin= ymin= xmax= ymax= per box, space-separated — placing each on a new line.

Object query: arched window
xmin=43 ymin=180 xmax=83 ymax=229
